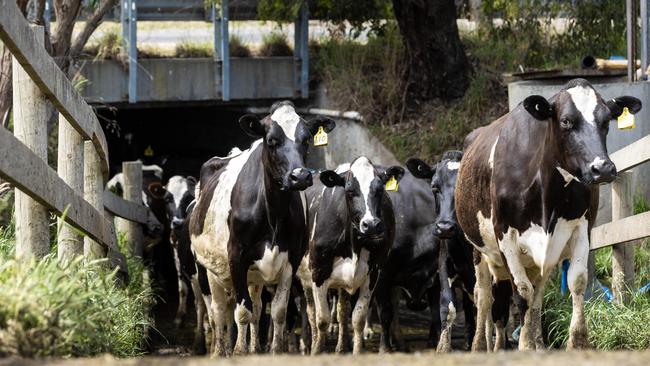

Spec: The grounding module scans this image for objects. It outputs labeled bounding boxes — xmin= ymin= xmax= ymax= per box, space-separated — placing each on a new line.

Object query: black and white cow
xmin=297 ymin=157 xmax=404 ymax=355
xmin=369 ymin=166 xmax=439 ymax=353
xmin=455 ymin=78 xmax=641 ymax=350
xmin=190 ymin=101 xmax=335 ymax=356
xmin=407 ymin=151 xmax=477 ymax=352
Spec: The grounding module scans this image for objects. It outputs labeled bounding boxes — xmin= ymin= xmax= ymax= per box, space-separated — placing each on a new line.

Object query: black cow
xmin=407 ymin=151 xmax=477 ymax=352
xmin=189 ymin=101 xmax=335 ymax=356
xmin=455 ymin=78 xmax=641 ymax=350
xmin=370 ymin=167 xmax=439 ymax=353
xmin=296 ymin=157 xmax=404 ymax=355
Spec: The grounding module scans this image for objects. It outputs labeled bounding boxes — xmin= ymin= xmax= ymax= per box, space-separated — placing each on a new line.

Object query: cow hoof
xmin=567 ymin=333 xmax=590 ymax=350
xmin=249 ymin=343 xmax=261 ymax=354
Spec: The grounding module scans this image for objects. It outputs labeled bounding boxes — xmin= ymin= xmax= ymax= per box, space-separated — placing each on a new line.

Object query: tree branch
xmin=70 ymin=0 xmax=118 ymax=59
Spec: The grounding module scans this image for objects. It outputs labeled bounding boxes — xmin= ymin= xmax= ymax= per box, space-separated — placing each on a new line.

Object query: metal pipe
xmin=641 ymin=0 xmax=648 ymax=80
xmin=627 ymin=0 xmax=637 ymax=82
xmin=221 ymin=0 xmax=230 ymax=101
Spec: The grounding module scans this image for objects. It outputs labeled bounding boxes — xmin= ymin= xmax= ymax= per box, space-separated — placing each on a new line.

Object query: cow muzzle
xmin=360 ymin=217 xmax=384 ymax=237
xmin=285 ymin=168 xmax=313 ymax=191
xmin=171 ymin=217 xmax=184 ymax=230
xmin=586 ymin=158 xmax=617 ymax=185
xmin=435 ymin=220 xmax=457 ymax=239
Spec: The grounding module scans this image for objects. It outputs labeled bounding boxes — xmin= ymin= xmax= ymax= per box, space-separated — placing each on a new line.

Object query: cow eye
xmin=560 ymin=118 xmax=573 ymax=130
xmin=267 ymin=138 xmax=279 ymax=147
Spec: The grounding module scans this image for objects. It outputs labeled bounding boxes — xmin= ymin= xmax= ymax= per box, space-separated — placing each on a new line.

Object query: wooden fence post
xmin=57 ymin=113 xmax=84 ymax=261
xmin=12 ymin=25 xmax=49 ymax=259
xmin=611 ymin=171 xmax=636 ymax=304
xmin=120 ymin=161 xmax=143 ymax=257
xmin=83 ymin=141 xmax=106 ymax=260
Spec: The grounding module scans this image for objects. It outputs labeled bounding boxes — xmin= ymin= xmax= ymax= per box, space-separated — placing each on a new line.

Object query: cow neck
xmin=260 ymin=158 xmax=292 ymax=238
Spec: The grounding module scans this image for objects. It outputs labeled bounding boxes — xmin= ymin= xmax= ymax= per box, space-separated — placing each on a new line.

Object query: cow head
xmin=522 ymin=78 xmax=642 ymax=185
xmin=163 ymin=175 xmax=197 ymax=231
xmin=239 ymin=101 xmax=336 ymax=191
xmin=321 ymin=157 xmax=404 ymax=239
xmin=407 ymin=151 xmax=463 ymax=239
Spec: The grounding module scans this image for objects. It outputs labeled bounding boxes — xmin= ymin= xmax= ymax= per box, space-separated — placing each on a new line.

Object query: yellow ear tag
xmin=314 ymin=126 xmax=328 ymax=147
xmin=385 ymin=176 xmax=398 ymax=192
xmin=144 ymin=145 xmax=154 ymax=157
xmin=617 ymin=107 xmax=636 ymax=130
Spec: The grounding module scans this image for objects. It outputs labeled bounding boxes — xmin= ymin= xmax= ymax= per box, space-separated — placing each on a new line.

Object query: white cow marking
xmin=349 ymin=157 xmax=376 ymax=231
xmin=329 ymin=248 xmax=371 ymax=294
xmin=567 ymin=86 xmax=598 ymax=126
xmin=271 ymin=104 xmax=300 ymax=141
xmin=557 ymin=166 xmax=580 ymax=187
xmin=253 ymin=245 xmax=289 ymax=283
xmin=592 ymin=156 xmax=605 ymax=167
xmin=488 ymin=137 xmax=499 ymax=169
xmin=166 ymin=175 xmax=189 ymax=208
xmin=446 ymin=161 xmax=460 ymax=170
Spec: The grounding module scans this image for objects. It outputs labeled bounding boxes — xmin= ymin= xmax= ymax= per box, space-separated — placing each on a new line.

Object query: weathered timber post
xmin=611 ymin=171 xmax=636 ymax=304
xmin=120 ymin=161 xmax=143 ymax=258
xmin=12 ymin=25 xmax=50 ymax=259
xmin=83 ymin=141 xmax=106 ymax=260
xmin=57 ymin=114 xmax=84 ymax=261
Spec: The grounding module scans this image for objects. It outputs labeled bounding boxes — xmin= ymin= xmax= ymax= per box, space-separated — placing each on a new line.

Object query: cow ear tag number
xmin=618 ymin=107 xmax=636 ymax=130
xmin=314 ymin=126 xmax=328 ymax=147
xmin=385 ymin=176 xmax=398 ymax=192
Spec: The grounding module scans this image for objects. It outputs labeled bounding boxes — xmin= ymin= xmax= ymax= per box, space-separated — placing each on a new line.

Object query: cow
xmin=189 ymin=101 xmax=336 ymax=356
xmin=406 ymin=151 xmax=477 ymax=352
xmin=455 ymin=78 xmax=641 ymax=351
xmin=297 ymin=156 xmax=405 ymax=355
xmin=369 ymin=166 xmax=439 ymax=353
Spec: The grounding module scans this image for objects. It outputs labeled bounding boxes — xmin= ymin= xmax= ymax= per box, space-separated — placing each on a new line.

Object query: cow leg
xmin=437 ymin=241 xmax=456 ymax=353
xmin=270 ymin=263 xmax=293 ymax=354
xmin=531 ymin=274 xmax=550 ymax=350
xmin=312 ymin=281 xmax=331 ymax=354
xmin=427 ymin=280 xmax=441 ymax=348
xmin=363 ymin=309 xmax=375 ymax=341
xmin=191 ymin=275 xmax=207 ymax=355
xmin=248 ymin=284 xmax=263 ymax=353
xmin=567 ymin=221 xmax=590 ymax=349
xmin=335 ymin=289 xmax=351 ymax=353
xmin=389 ymin=287 xmax=408 ymax=352
xmin=231 ymin=263 xmax=253 ymax=355
xmin=462 ymin=290 xmax=476 ymax=350
xmin=471 ymin=257 xmax=494 ymax=352
xmin=304 ymin=285 xmax=317 ymax=354
xmin=173 ymin=247 xmax=188 ymax=327
xmin=375 ymin=286 xmax=393 ymax=353
xmin=299 ymin=292 xmax=311 ymax=354
xmin=329 ymin=294 xmax=338 ymax=336
xmin=208 ymin=275 xmax=228 ymax=357
xmin=491 ymin=280 xmax=512 ymax=351
xmin=351 ymin=277 xmax=371 ymax=355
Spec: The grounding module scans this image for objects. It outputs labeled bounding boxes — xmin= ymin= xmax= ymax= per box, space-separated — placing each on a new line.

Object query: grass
xmin=259 ymin=32 xmax=293 ymax=57
xmin=175 ymin=40 xmax=213 ymax=58
xmin=0 ymin=222 xmax=154 ymax=357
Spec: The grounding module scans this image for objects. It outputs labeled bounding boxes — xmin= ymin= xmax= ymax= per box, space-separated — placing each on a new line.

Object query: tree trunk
xmin=392 ymin=0 xmax=470 ymax=100
xmin=51 ymin=0 xmax=84 ymax=73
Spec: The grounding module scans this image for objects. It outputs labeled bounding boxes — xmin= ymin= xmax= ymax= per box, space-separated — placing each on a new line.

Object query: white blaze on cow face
xmin=446 ymin=161 xmax=460 ymax=170
xmin=567 ymin=85 xmax=598 ymax=126
xmin=166 ymin=175 xmax=189 ymax=209
xmin=271 ymin=104 xmax=300 ymax=141
xmin=349 ymin=157 xmax=378 ymax=233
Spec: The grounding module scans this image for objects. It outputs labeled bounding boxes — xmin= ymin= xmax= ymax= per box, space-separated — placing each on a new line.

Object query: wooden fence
xmin=0 ymin=0 xmax=149 ymax=278
xmin=590 ymin=133 xmax=650 ymax=303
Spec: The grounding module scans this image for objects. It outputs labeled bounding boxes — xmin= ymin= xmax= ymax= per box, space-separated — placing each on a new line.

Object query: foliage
xmin=259 ymin=32 xmax=293 ymax=57
xmin=258 ymin=0 xmax=392 ymax=37
xmin=175 ymin=40 xmax=213 ymax=58
xmin=0 ymin=228 xmax=154 ymax=357
xmin=543 ymin=275 xmax=650 ymax=350
xmin=229 ymin=35 xmax=252 ymax=58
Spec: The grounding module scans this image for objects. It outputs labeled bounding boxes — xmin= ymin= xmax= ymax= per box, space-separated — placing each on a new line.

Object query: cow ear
xmin=148 ymin=182 xmax=166 ymax=199
xmin=607 ymin=96 xmax=642 ymax=118
xmin=523 ymin=95 xmax=553 ymax=120
xmin=406 ymin=158 xmax=434 ymax=180
xmin=320 ymin=170 xmax=345 ymax=187
xmin=239 ymin=114 xmax=266 ymax=137
xmin=380 ymin=166 xmax=406 ymax=184
xmin=306 ymin=116 xmax=336 ymax=136
xmin=186 ymin=176 xmax=197 ymax=185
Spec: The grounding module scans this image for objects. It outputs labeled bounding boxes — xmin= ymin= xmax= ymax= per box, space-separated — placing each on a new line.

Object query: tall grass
xmin=259 ymin=32 xmax=293 ymax=57
xmin=0 ymin=225 xmax=154 ymax=357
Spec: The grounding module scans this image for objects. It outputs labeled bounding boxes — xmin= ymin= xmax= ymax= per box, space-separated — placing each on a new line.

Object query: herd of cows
xmin=107 ymin=79 xmax=642 ymax=356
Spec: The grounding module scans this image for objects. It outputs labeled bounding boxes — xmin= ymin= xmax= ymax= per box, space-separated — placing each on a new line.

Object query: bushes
xmin=259 ymin=32 xmax=293 ymax=57
xmin=0 ymin=227 xmax=154 ymax=357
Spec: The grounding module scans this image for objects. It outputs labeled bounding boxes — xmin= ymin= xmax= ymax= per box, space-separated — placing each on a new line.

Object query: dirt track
xmin=3 ymin=351 xmax=650 ymax=366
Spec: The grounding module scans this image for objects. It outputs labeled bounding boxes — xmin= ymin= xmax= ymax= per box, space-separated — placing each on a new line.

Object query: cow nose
xmin=590 ymin=159 xmax=617 ymax=184
xmin=171 ymin=217 xmax=184 ymax=229
xmin=435 ymin=220 xmax=456 ymax=238
xmin=360 ymin=218 xmax=383 ymax=236
xmin=287 ymin=168 xmax=313 ymax=190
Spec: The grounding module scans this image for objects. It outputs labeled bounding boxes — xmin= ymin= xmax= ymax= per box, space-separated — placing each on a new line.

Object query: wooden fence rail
xmin=0 ymin=0 xmax=147 ymax=278
xmin=590 ymin=133 xmax=650 ymax=304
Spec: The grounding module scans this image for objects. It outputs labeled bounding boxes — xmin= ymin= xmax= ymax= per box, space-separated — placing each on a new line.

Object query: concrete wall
xmin=508 ymin=80 xmax=650 ymax=225
xmin=81 ymin=57 xmax=298 ymax=103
